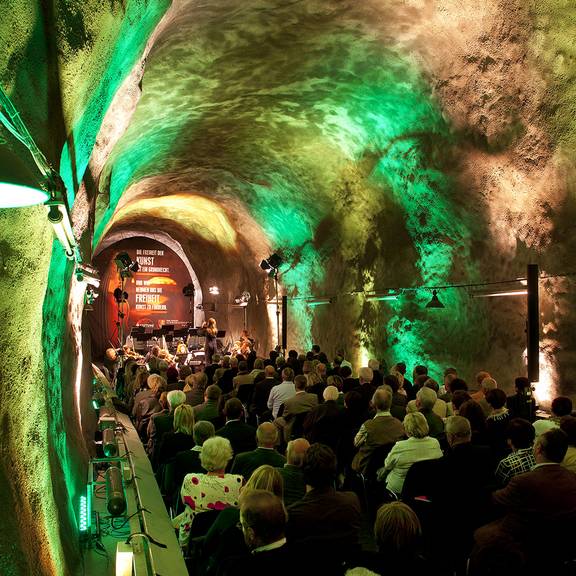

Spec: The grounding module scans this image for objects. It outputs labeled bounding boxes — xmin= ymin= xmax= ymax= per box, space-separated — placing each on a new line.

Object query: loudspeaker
xmin=282 ymin=295 xmax=287 ymax=351
xmin=527 ymin=263 xmax=539 ymax=383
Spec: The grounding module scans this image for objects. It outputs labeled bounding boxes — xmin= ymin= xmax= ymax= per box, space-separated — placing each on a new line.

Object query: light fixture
xmin=79 ymin=491 xmax=91 ymax=537
xmin=115 ymin=542 xmax=134 ymax=576
xmin=182 ymin=283 xmax=195 ymax=297
xmin=76 ymin=264 xmax=100 ymax=287
xmin=426 ymin=290 xmax=444 ymax=309
xmin=114 ymin=252 xmax=139 ymax=278
xmin=113 ymin=287 xmax=129 ymax=303
xmin=208 ymin=286 xmax=220 ymax=295
xmin=234 ymin=291 xmax=251 ymax=304
xmin=106 ymin=466 xmax=127 ymax=516
xmin=366 ymin=292 xmax=399 ymax=302
xmin=0 ymin=146 xmax=50 ymax=207
xmin=472 ymin=290 xmax=528 ymax=298
xmin=47 ymin=203 xmax=76 ymax=259
xmin=307 ymin=297 xmax=333 ymax=307
xmin=102 ymin=428 xmax=118 ymax=457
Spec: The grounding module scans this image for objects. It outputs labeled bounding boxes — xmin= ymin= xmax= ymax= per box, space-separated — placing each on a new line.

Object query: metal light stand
xmin=273 ymin=270 xmax=281 ymax=352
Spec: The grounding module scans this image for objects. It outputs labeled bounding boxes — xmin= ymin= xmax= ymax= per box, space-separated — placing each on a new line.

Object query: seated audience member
xmin=354 ymin=367 xmax=376 ymax=412
xmin=203 ymin=466 xmax=285 ymax=575
xmin=213 ymin=356 xmax=230 ymax=385
xmin=471 ymin=370 xmax=491 ymax=400
xmin=233 ymin=360 xmax=254 ymax=395
xmin=166 ymin=365 xmax=180 ymax=391
xmin=368 ymin=359 xmax=383 ymax=387
xmin=384 ymin=375 xmax=408 ymax=421
xmin=177 ymin=365 xmax=192 ymax=390
xmin=156 ymin=402 xmax=195 ymax=467
xmin=473 ymin=429 xmax=576 ymax=567
xmin=352 ymin=388 xmax=404 ymax=474
xmin=338 ymin=390 xmax=368 ymax=478
xmin=414 ymin=386 xmax=445 ymax=440
xmin=267 ymin=367 xmax=296 ymax=419
xmin=392 ymin=362 xmax=412 ymax=399
xmin=402 ymin=415 xmax=494 ymax=572
xmin=451 ymin=390 xmax=472 ymax=414
xmin=286 ymin=444 xmax=362 ymax=571
xmin=473 ymin=377 xmax=497 ymax=418
xmin=249 ymin=365 xmax=279 ymax=422
xmin=128 ymin=366 xmax=150 ymax=407
xmin=354 ymin=502 xmax=425 ymax=573
xmin=148 ymin=389 xmax=187 ymax=467
xmin=495 ymin=418 xmax=536 ymax=486
xmin=218 ymin=356 xmax=239 ymax=394
xmin=216 ymin=398 xmax=257 ymax=457
xmin=485 ymin=388 xmax=512 ymax=460
xmin=276 ymin=438 xmax=310 ymax=507
xmin=303 ymin=385 xmax=343 ymax=451
xmin=439 ymin=367 xmax=457 ymax=398
xmin=533 ymin=396 xmax=573 ymax=436
xmin=560 ymin=415 xmax=576 ymax=473
xmin=406 ymin=379 xmax=450 ymax=419
xmin=275 ymin=374 xmax=318 ymax=442
xmin=194 ymin=384 xmax=223 ymax=426
xmin=133 ymin=374 xmax=165 ymax=433
xmin=184 ymin=372 xmax=208 ymax=407
xmin=218 ymin=491 xmax=297 ymax=576
xmin=378 ymin=412 xmax=442 ymax=496
xmin=459 ymin=398 xmax=488 ymax=445
xmin=231 ymin=422 xmax=286 ymax=480
xmin=341 ymin=365 xmax=358 ymax=393
xmin=204 ymin=353 xmax=220 ymax=386
xmin=174 ymin=436 xmax=242 ymax=548
xmin=173 ymin=421 xmax=215 ymax=495
xmin=506 ymin=376 xmax=536 ymax=422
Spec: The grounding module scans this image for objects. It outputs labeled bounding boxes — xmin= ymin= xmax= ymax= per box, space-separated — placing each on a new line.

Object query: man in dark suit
xmin=416 ymin=386 xmax=445 ymax=441
xmin=275 ymin=374 xmax=318 ymax=442
xmin=216 ymin=398 xmax=257 ymax=457
xmin=353 ymin=367 xmax=377 ymax=413
xmin=249 ymin=365 xmax=279 ymax=422
xmin=286 ymin=443 xmax=361 ymax=572
xmin=473 ymin=428 xmax=576 ymax=567
xmin=193 ymin=384 xmax=222 ymax=425
xmin=231 ymin=422 xmax=286 ymax=480
xmin=277 ymin=438 xmax=310 ymax=506
xmin=204 ymin=354 xmax=220 ymax=386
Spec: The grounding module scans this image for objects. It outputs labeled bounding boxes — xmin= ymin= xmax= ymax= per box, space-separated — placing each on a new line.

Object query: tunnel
xmin=1 ymin=0 xmax=576 ymax=574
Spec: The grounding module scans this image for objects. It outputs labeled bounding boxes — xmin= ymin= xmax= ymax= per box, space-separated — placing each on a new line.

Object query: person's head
xmin=195 ymin=371 xmax=208 ymax=391
xmin=514 ymin=376 xmax=530 ymax=393
xmin=459 ymin=400 xmax=486 ymax=432
xmin=315 ymin=362 xmax=326 ymax=377
xmin=288 ymin=349 xmax=298 ymax=359
xmin=475 ymin=371 xmax=491 ymax=387
xmin=212 ymin=353 xmax=221 ymax=365
xmin=306 ymin=371 xmax=322 ymax=387
xmin=253 ymin=358 xmax=264 ymax=370
xmin=451 ymin=390 xmax=472 ymax=412
xmin=374 ymin=502 xmax=421 ymax=556
xmin=560 ymin=416 xmax=576 ymax=447
xmin=286 ymin=438 xmax=310 ymax=467
xmin=323 ymin=385 xmax=339 ymax=402
xmin=344 ymin=390 xmax=363 ymax=413
xmin=275 ymin=356 xmax=286 ymax=369
xmin=244 ymin=465 xmax=283 ymax=498
xmin=413 ymin=365 xmax=428 ymax=378
xmin=481 ymin=377 xmax=498 ymax=395
xmin=359 ymin=367 xmax=374 ymax=385
xmin=183 ymin=373 xmax=195 ymax=392
xmin=416 ymin=386 xmax=437 ymax=411
xmin=173 ymin=404 xmax=195 ymax=435
xmin=302 ymin=360 xmax=313 ymax=374
xmin=372 ymin=387 xmax=392 ymax=412
xmin=264 ymin=365 xmax=276 ymax=378
xmin=167 ymin=389 xmax=186 ymax=412
xmin=158 ymin=391 xmax=169 ymax=410
xmin=224 ymin=398 xmax=244 ymax=421
xmin=486 ymin=388 xmax=507 ymax=410
xmin=444 ymin=367 xmax=457 ymax=378
xmin=294 ymin=374 xmax=307 ymax=391
xmin=240 ymin=490 xmax=287 ymax=550
xmin=395 ymin=362 xmax=407 ymax=376
xmin=327 ymin=375 xmax=343 ymax=391
xmin=166 ymin=365 xmax=179 ymax=384
xmin=207 ymin=317 xmax=216 ymax=328
xmin=449 ymin=378 xmax=468 ymax=393
xmin=193 ymin=420 xmax=215 ymax=445
xmin=230 ymin=356 xmax=239 ymax=369
xmin=256 ymin=422 xmax=278 ymax=448
xmin=312 ymin=344 xmax=321 ymax=355
xmin=534 ymin=428 xmax=569 ymax=463
xmin=551 ymin=396 xmax=573 ymax=418
xmin=222 ymin=356 xmax=231 ymax=368
xmin=340 ymin=365 xmax=352 ymax=379
xmin=403 ymin=412 xmax=430 ymax=439
xmin=368 ymin=359 xmax=380 ymax=372
xmin=506 ymin=418 xmax=535 ymax=450
xmin=281 ymin=367 xmax=294 ymax=382
xmin=424 ymin=378 xmax=439 ymax=393
xmin=238 ymin=360 xmax=249 ymax=373
xmin=383 ymin=374 xmax=400 ymax=393
xmin=205 ymin=384 xmax=222 ymax=402
xmin=302 ymin=443 xmax=337 ymax=489
xmin=178 ymin=365 xmax=192 ymax=381
xmin=414 ymin=374 xmax=429 ymax=390
xmin=147 ymin=373 xmax=166 ymax=392
xmin=151 ymin=346 xmax=160 ymax=357
xmin=200 ymin=436 xmax=234 ymax=472
xmin=445 ymin=415 xmax=472 ymax=447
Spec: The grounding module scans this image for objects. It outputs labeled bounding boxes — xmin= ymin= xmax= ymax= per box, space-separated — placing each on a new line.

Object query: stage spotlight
xmin=105 ymin=466 xmax=126 ymax=516
xmin=209 ymin=286 xmax=220 ymax=295
xmin=114 ymin=252 xmax=139 ymax=278
xmin=426 ymin=290 xmax=445 ymax=309
xmin=234 ymin=291 xmax=251 ymax=304
xmin=113 ymin=287 xmax=129 ymax=303
xmin=260 ymin=253 xmax=283 ymax=272
xmin=182 ymin=283 xmax=195 ymax=297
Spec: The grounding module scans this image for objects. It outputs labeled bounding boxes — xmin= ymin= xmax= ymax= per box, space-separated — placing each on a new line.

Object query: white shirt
xmin=382 ymin=436 xmax=442 ymax=495
xmin=267 ymin=381 xmax=296 ymax=418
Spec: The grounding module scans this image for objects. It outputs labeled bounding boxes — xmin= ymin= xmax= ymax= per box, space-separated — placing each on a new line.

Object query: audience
xmin=506 ymin=376 xmax=536 ymax=422
xmin=156 ymin=402 xmax=195 ymax=467
xmin=533 ymin=396 xmax=573 ymax=436
xmin=495 ymin=418 xmax=536 ymax=486
xmin=276 ymin=438 xmax=310 ymax=506
xmin=560 ymin=415 xmax=576 ymax=473
xmin=275 ymin=374 xmax=318 ymax=442
xmin=267 ymin=367 xmax=296 ymax=419
xmin=216 ymin=398 xmax=257 ymax=457
xmin=485 ymin=388 xmax=512 ymax=460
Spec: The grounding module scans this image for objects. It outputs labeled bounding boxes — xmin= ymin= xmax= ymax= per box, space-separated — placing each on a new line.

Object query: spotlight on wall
xmin=113 ymin=287 xmax=129 ymax=303
xmin=208 ymin=286 xmax=220 ymax=295
xmin=102 ymin=428 xmax=118 ymax=457
xmin=426 ymin=290 xmax=445 ymax=309
xmin=234 ymin=291 xmax=251 ymax=305
xmin=260 ymin=253 xmax=283 ymax=277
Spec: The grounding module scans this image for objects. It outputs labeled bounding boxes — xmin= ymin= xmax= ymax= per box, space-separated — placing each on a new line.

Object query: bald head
xmin=256 ymin=422 xmax=278 ymax=448
xmin=264 ymin=365 xmax=276 ymax=378
xmin=286 ymin=438 xmax=310 ymax=466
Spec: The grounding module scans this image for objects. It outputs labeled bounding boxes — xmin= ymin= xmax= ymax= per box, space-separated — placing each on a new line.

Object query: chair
xmin=185 ymin=509 xmax=222 ymax=575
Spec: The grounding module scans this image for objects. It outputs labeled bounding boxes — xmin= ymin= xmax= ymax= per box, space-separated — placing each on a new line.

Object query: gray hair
xmin=167 ymin=389 xmax=186 ymax=410
xmin=403 ymin=412 xmax=430 ymax=438
xmin=200 ymin=436 xmax=233 ymax=471
xmin=416 ymin=386 xmax=437 ymax=411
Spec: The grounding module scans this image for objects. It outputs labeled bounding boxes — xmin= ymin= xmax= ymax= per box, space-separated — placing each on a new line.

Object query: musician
xmin=203 ymin=318 xmax=218 ymax=365
xmin=239 ymin=329 xmax=255 ymax=356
